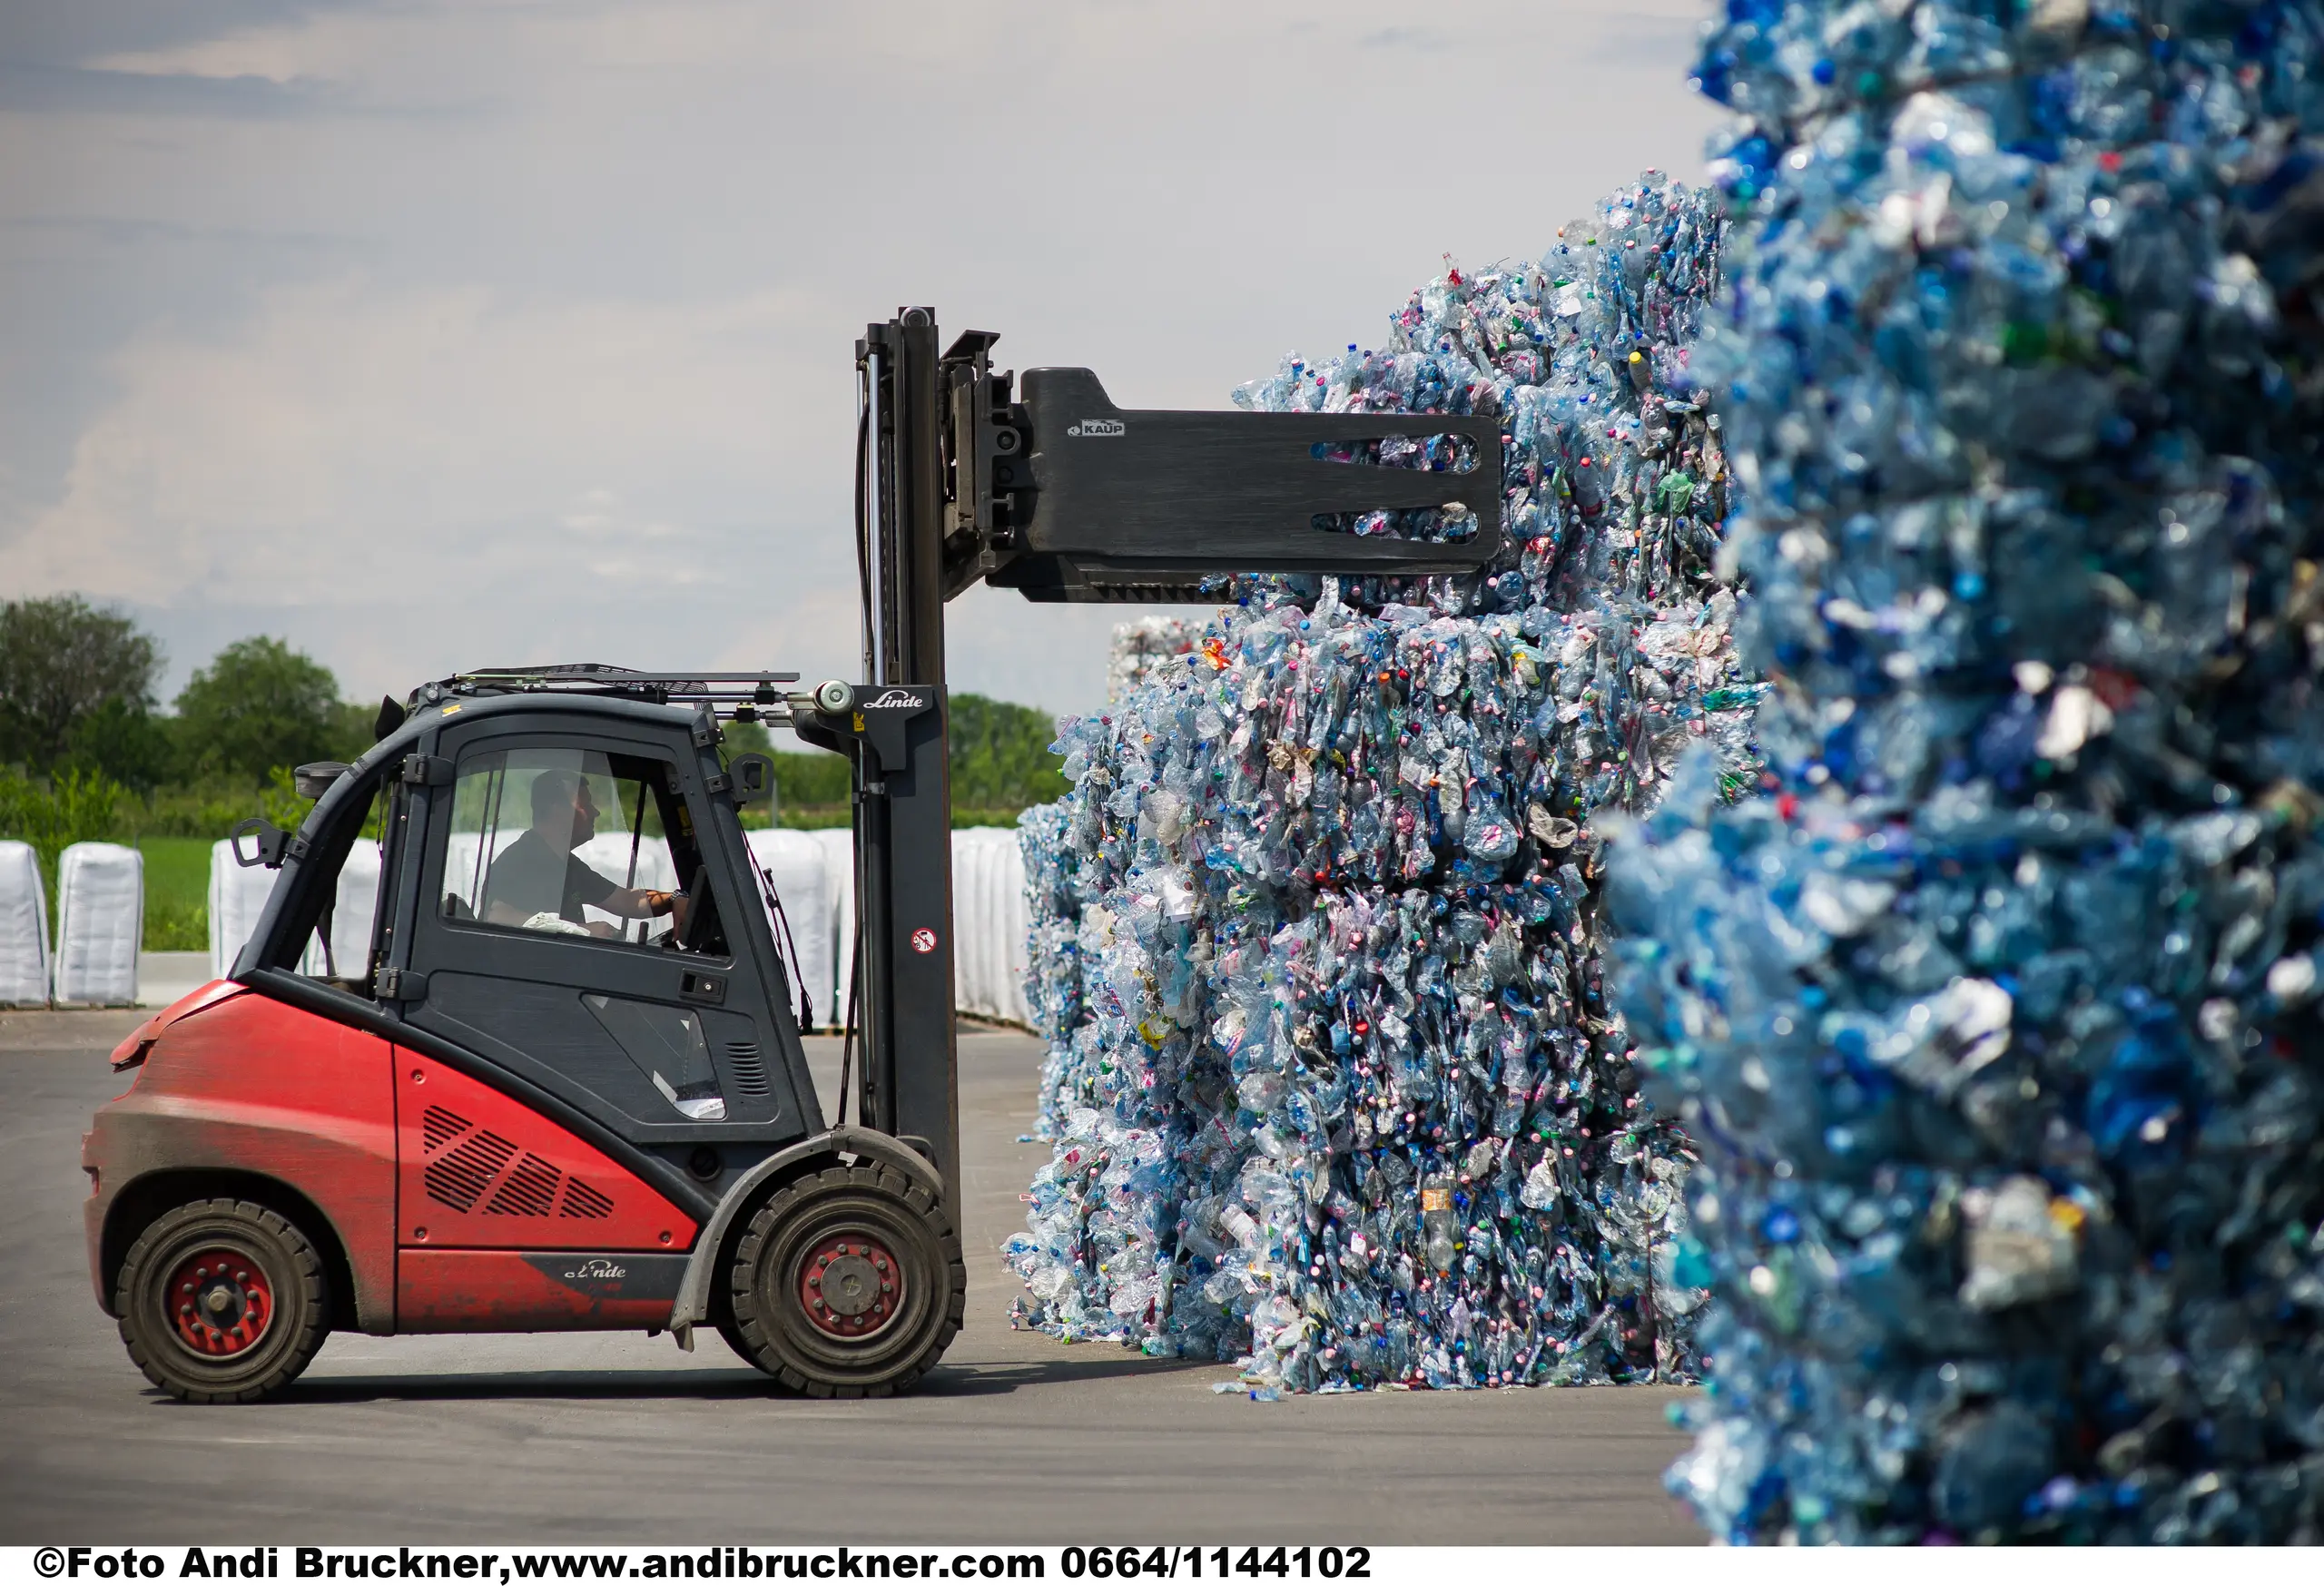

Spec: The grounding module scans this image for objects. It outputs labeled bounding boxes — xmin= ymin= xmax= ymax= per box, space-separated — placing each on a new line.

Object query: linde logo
xmin=1066 ymin=418 xmax=1125 ymax=438
xmin=564 ymin=1258 xmax=625 ymax=1280
xmin=862 ymin=689 xmax=921 ymax=710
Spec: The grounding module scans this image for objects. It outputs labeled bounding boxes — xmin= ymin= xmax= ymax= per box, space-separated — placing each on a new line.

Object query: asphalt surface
xmin=0 ymin=1007 xmax=1699 ymax=1545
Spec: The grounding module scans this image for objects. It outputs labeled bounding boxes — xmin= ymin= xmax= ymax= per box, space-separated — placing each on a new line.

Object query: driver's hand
xmin=668 ymin=894 xmax=691 ymax=935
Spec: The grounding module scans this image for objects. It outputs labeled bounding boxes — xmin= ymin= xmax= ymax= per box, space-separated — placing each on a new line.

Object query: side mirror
xmin=728 ymin=752 xmax=775 ymax=807
xmin=292 ymin=761 xmax=350 ymax=800
xmin=230 ymin=818 xmax=291 ymax=870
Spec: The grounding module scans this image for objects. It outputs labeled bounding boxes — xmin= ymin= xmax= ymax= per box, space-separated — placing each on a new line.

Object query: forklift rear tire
xmin=727 ymin=1163 xmax=964 ymax=1398
xmin=114 ymin=1198 xmax=330 ymax=1404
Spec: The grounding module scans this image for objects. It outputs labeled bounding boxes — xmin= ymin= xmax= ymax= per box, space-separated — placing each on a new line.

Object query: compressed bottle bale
xmin=53 ymin=842 xmax=143 ymax=1007
xmin=1111 ymin=617 xmax=1201 ymax=702
xmin=1610 ymin=0 xmax=2324 ymax=1544
xmin=0 ymin=841 xmax=50 ymax=1008
xmin=1010 ymin=175 xmax=1756 ymax=1387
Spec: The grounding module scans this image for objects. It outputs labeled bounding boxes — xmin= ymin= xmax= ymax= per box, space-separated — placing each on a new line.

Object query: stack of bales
xmin=1009 ymin=175 xmax=1758 ymax=1389
xmin=1611 ymin=0 xmax=2324 ymax=1543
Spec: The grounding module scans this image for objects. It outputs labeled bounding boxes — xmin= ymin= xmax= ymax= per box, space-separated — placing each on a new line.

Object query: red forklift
xmin=82 ymin=311 xmax=1504 ymax=1401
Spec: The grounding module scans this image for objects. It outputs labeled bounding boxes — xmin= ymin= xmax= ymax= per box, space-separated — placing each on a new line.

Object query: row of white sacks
xmin=0 ymin=840 xmax=148 ymax=1007
xmin=197 ymin=826 xmax=1033 ymax=1029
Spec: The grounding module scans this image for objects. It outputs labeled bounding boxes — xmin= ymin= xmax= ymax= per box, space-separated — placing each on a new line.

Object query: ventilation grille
xmin=724 ymin=1040 xmax=770 ymax=1097
xmin=422 ymin=1105 xmax=469 ymax=1153
xmin=485 ymin=1154 xmax=562 ymax=1217
xmin=424 ymin=1128 xmax=517 ymax=1212
xmin=420 ymin=1107 xmax=612 ymax=1220
xmin=561 ymin=1180 xmax=615 ymax=1219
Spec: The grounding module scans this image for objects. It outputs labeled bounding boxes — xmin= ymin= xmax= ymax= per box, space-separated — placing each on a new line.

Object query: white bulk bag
xmin=54 ymin=842 xmax=143 ymax=1006
xmin=976 ymin=830 xmax=1015 ymax=1021
xmin=949 ymin=831 xmax=987 ymax=1018
xmin=0 ymin=841 xmax=49 ymax=1007
xmin=950 ymin=828 xmax=1030 ymax=1025
xmin=209 ymin=840 xmax=281 ymax=979
xmin=810 ymin=827 xmax=856 ymax=1028
xmin=321 ymin=840 xmax=384 ymax=977
xmin=211 ymin=837 xmax=353 ymax=978
xmin=995 ymin=834 xmax=1032 ymax=1027
xmin=744 ymin=829 xmax=832 ymax=1029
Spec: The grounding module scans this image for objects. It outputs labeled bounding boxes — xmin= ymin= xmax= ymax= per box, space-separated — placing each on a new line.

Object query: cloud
xmin=0 ymin=276 xmax=862 ymax=694
xmin=0 ymin=0 xmax=1730 ymax=712
xmin=1358 ymin=28 xmax=1452 ymax=53
xmin=0 ymin=60 xmax=339 ymax=118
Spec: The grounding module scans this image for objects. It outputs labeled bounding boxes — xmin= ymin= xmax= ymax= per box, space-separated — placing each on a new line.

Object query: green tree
xmin=721 ymin=696 xmax=1064 ymax=823
xmin=64 ymin=695 xmax=177 ymax=793
xmin=0 ymin=595 xmax=162 ymax=771
xmin=948 ymin=692 xmax=1067 ymax=811
xmin=172 ymin=637 xmax=355 ymax=783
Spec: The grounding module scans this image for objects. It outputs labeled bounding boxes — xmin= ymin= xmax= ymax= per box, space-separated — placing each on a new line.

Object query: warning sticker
xmin=910 ymin=927 xmax=939 ymax=954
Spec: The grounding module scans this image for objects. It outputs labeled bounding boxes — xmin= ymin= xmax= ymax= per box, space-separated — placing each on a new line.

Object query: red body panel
xmin=84 ymin=990 xmax=399 ymax=1329
xmin=393 ymin=1055 xmax=696 ymax=1255
xmin=85 ymin=985 xmax=704 ymax=1338
xmin=396 ymin=1249 xmax=689 ymax=1332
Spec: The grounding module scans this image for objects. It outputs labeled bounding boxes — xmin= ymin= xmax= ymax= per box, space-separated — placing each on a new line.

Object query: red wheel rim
xmin=797 ymin=1233 xmax=902 ymax=1340
xmin=166 ymin=1246 xmax=274 ymax=1357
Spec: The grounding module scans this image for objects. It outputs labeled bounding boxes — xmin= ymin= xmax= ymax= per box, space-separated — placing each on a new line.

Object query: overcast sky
xmin=0 ymin=0 xmax=1722 ymax=724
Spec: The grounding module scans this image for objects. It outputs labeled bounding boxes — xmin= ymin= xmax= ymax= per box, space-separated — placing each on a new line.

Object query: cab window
xmin=438 ymin=746 xmax=724 ymax=953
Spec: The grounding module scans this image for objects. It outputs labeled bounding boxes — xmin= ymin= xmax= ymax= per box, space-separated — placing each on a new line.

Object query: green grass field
xmin=136 ymin=835 xmax=211 ymax=951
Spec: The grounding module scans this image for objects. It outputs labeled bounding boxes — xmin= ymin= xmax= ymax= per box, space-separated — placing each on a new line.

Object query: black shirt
xmin=481 ymin=830 xmax=619 ymax=926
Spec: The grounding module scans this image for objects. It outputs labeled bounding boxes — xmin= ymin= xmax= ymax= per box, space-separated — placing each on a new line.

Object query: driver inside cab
xmin=480 ymin=769 xmax=687 ymax=940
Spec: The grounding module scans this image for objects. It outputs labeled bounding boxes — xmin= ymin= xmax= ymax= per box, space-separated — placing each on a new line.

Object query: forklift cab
xmin=248 ymin=692 xmax=822 ymax=1159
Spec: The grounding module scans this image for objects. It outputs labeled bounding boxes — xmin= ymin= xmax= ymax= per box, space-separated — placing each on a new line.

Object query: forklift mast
xmin=802 ymin=307 xmax=1506 ymax=1238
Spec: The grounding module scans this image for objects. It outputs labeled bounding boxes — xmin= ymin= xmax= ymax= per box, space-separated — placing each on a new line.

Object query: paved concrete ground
xmin=0 ymin=1007 xmax=1699 ymax=1545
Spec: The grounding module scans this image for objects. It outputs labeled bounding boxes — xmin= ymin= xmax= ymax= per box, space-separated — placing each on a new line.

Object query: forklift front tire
xmin=727 ymin=1163 xmax=964 ymax=1398
xmin=114 ymin=1198 xmax=330 ymax=1404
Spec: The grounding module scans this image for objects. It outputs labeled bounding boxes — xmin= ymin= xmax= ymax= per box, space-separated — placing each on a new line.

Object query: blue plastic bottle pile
xmin=1610 ymin=0 xmax=2324 ymax=1542
xmin=1008 ymin=176 xmax=1758 ymax=1391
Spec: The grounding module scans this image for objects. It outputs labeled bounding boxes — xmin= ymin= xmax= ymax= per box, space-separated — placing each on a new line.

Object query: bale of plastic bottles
xmin=1109 ymin=617 xmax=1200 ymax=703
xmin=1610 ymin=0 xmax=2324 ymax=1543
xmin=1009 ymin=175 xmax=1757 ymax=1390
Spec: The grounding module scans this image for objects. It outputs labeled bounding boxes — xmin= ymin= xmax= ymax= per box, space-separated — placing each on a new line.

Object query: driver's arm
xmin=596 ymin=886 xmax=679 ymax=921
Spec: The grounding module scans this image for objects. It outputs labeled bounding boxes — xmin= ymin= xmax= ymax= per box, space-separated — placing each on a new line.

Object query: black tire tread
xmin=114 ymin=1197 xmax=330 ymax=1404
xmin=727 ymin=1164 xmax=964 ymax=1399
